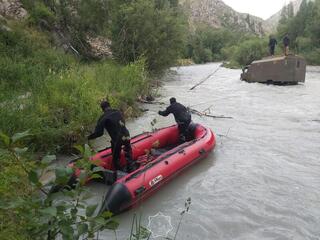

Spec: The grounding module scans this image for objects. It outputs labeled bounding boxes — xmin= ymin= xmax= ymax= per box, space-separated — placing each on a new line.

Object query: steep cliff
xmin=264 ymin=0 xmax=305 ymax=32
xmin=181 ymin=0 xmax=265 ymax=35
xmin=0 ymin=0 xmax=27 ymax=19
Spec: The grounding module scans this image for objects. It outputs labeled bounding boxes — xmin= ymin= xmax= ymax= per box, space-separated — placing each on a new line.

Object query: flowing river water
xmin=83 ymin=63 xmax=320 ymax=239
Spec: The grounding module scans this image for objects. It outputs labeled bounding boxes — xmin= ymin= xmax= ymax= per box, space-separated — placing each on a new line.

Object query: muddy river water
xmin=86 ymin=63 xmax=320 ymax=239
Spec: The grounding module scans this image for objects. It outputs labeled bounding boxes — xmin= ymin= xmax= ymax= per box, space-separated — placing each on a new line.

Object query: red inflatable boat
xmin=73 ymin=123 xmax=215 ymax=214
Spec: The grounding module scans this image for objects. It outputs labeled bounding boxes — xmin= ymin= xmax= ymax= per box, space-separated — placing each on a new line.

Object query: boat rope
xmin=189 ymin=63 xmax=223 ymax=90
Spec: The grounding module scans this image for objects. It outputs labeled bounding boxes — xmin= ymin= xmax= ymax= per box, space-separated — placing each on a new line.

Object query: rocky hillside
xmin=264 ymin=0 xmax=305 ymax=32
xmin=181 ymin=0 xmax=312 ymax=35
xmin=0 ymin=0 xmax=27 ymax=19
xmin=0 ymin=0 xmax=112 ymax=59
xmin=181 ymin=0 xmax=265 ymax=35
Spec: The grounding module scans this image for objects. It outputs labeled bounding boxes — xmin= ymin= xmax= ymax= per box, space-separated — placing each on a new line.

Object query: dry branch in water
xmin=188 ymin=108 xmax=233 ymax=119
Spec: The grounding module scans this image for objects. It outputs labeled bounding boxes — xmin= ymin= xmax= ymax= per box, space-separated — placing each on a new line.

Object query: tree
xmin=276 ymin=0 xmax=320 ymax=64
xmin=110 ymin=0 xmax=187 ymax=73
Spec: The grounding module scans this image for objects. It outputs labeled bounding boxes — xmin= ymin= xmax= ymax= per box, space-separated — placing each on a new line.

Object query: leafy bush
xmin=0 ymin=132 xmax=119 ymax=240
xmin=110 ymin=0 xmax=187 ymax=73
xmin=193 ymin=48 xmax=213 ymax=64
xmin=232 ymin=38 xmax=268 ymax=66
xmin=296 ymin=37 xmax=313 ymax=53
xmin=304 ymin=48 xmax=320 ymax=65
xmin=27 ymin=1 xmax=56 ymax=26
xmin=183 ymin=25 xmax=250 ymax=64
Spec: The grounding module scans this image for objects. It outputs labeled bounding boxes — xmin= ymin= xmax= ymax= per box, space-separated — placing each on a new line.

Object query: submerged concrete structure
xmin=241 ymin=55 xmax=306 ymax=84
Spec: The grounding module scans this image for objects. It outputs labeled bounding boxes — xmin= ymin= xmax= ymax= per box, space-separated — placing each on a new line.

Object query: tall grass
xmin=0 ymin=23 xmax=148 ymax=152
xmin=0 ymin=149 xmax=31 ymax=240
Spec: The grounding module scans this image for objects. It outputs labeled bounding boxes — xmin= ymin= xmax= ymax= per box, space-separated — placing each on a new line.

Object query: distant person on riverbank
xmin=269 ymin=35 xmax=277 ymax=56
xmin=158 ymin=97 xmax=191 ymax=143
xmin=88 ymin=100 xmax=135 ymax=174
xmin=283 ymin=33 xmax=290 ymax=56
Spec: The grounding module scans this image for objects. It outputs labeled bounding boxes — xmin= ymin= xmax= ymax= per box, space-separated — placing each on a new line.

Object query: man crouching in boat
xmin=158 ymin=97 xmax=192 ymax=143
xmin=88 ymin=100 xmax=135 ymax=175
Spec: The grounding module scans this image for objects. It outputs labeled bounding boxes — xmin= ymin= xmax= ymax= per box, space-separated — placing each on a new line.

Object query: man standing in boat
xmin=158 ymin=97 xmax=192 ymax=142
xmin=88 ymin=100 xmax=135 ymax=174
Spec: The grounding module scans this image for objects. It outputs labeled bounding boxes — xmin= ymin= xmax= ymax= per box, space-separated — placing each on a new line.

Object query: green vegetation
xmin=0 ymin=130 xmax=191 ymax=239
xmin=183 ymin=25 xmax=239 ymax=64
xmin=277 ymin=0 xmax=320 ymax=65
xmin=183 ymin=24 xmax=269 ymax=67
xmin=0 ymin=148 xmax=30 ymax=240
xmin=1 ymin=0 xmax=188 ymax=150
xmin=2 ymin=0 xmax=320 ymax=238
xmin=222 ymin=37 xmax=269 ymax=68
xmin=1 ymin=1 xmax=188 ymax=238
xmin=110 ymin=0 xmax=187 ymax=73
xmin=0 ymin=132 xmax=119 ymax=240
xmin=22 ymin=0 xmax=187 ymax=72
xmin=0 ymin=23 xmax=148 ymax=152
xmin=22 ymin=0 xmax=110 ymax=57
xmin=183 ymin=0 xmax=320 ymax=67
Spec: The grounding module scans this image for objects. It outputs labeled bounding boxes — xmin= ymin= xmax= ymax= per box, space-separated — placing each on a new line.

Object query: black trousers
xmin=270 ymin=46 xmax=275 ymax=55
xmin=178 ymin=119 xmax=191 ymax=142
xmin=111 ymin=136 xmax=133 ymax=170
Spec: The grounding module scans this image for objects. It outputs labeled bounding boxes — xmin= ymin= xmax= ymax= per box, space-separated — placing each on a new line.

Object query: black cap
xmin=100 ymin=100 xmax=110 ymax=110
xmin=170 ymin=97 xmax=176 ymax=104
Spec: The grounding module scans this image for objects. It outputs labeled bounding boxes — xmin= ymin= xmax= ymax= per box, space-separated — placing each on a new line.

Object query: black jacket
xmin=269 ymin=38 xmax=277 ymax=47
xmin=283 ymin=36 xmax=290 ymax=46
xmin=88 ymin=108 xmax=129 ymax=141
xmin=159 ymin=102 xmax=191 ymax=124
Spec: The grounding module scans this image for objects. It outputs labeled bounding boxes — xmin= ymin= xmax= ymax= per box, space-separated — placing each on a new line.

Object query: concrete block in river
xmin=241 ymin=55 xmax=306 ymax=84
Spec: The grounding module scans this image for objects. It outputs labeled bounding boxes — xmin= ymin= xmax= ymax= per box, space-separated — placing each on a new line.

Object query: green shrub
xmin=232 ymin=38 xmax=268 ymax=66
xmin=221 ymin=45 xmax=237 ymax=61
xmin=0 ymin=24 xmax=148 ymax=152
xmin=296 ymin=37 xmax=313 ymax=53
xmin=304 ymin=48 xmax=320 ymax=65
xmin=111 ymin=0 xmax=187 ymax=73
xmin=183 ymin=25 xmax=248 ymax=64
xmin=193 ymin=48 xmax=213 ymax=64
xmin=28 ymin=1 xmax=56 ymax=26
xmin=0 ymin=133 xmax=119 ymax=240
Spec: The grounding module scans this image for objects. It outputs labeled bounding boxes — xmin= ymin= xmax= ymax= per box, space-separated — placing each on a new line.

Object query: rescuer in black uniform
xmin=158 ymin=97 xmax=192 ymax=142
xmin=88 ymin=101 xmax=135 ymax=173
xmin=269 ymin=35 xmax=277 ymax=56
xmin=283 ymin=33 xmax=290 ymax=56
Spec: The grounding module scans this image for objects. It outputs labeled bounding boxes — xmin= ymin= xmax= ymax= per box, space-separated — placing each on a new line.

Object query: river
xmin=86 ymin=63 xmax=320 ymax=240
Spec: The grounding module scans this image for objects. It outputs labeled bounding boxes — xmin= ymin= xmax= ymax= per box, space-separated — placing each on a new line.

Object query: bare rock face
xmin=181 ymin=0 xmax=312 ymax=34
xmin=87 ymin=36 xmax=113 ymax=59
xmin=264 ymin=0 xmax=305 ymax=33
xmin=0 ymin=0 xmax=27 ymax=20
xmin=181 ymin=0 xmax=265 ymax=35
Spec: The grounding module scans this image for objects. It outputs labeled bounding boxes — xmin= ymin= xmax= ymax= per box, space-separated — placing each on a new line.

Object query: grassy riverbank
xmin=0 ymin=22 xmax=150 ymax=239
xmin=0 ymin=1 xmax=188 ymax=238
xmin=0 ymin=23 xmax=148 ymax=152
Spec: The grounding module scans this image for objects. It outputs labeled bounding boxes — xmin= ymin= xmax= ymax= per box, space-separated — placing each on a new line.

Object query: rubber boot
xmin=112 ymin=171 xmax=117 ymax=183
